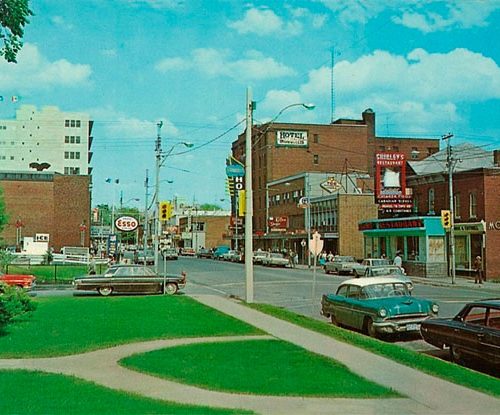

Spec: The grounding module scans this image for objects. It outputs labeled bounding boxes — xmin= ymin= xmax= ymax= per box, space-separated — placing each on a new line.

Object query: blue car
xmin=321 ymin=277 xmax=439 ymax=338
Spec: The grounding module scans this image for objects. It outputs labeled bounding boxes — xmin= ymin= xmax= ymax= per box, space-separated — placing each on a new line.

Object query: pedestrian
xmin=289 ymin=250 xmax=295 ymax=268
xmin=327 ymin=251 xmax=334 ymax=262
xmin=474 ymin=255 xmax=484 ymax=284
xmin=393 ymin=251 xmax=402 ymax=269
xmin=88 ymin=255 xmax=97 ymax=275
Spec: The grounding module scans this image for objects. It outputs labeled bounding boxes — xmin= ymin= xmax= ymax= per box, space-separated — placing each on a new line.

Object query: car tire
xmin=330 ymin=314 xmax=339 ymax=326
xmin=449 ymin=346 xmax=464 ymax=365
xmin=365 ymin=317 xmax=378 ymax=338
xmin=164 ymin=282 xmax=178 ymax=295
xmin=98 ymin=286 xmax=113 ymax=296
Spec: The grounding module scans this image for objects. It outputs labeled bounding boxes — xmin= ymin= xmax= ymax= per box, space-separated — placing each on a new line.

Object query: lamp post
xmin=105 ymin=178 xmax=120 ymax=234
xmin=244 ymin=87 xmax=315 ymax=303
xmin=153 ymin=122 xmax=193 ymax=273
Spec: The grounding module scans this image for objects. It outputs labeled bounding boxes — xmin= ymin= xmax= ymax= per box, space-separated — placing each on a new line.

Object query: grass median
xmin=247 ymin=302 xmax=500 ymax=397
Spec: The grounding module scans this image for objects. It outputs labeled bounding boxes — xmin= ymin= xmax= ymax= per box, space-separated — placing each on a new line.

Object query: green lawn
xmin=121 ymin=339 xmax=398 ymax=397
xmin=0 ymin=370 xmax=251 ymax=415
xmin=248 ymin=303 xmax=500 ymax=397
xmin=0 ymin=296 xmax=262 ymax=357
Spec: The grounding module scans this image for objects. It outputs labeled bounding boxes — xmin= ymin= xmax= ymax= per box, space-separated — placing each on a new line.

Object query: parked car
xmin=361 ymin=266 xmax=414 ymax=291
xmin=180 ymin=247 xmax=196 ymax=256
xmin=420 ymin=299 xmax=500 ymax=367
xmin=352 ymin=258 xmax=392 ymax=277
xmin=136 ymin=249 xmax=155 ymax=265
xmin=0 ymin=272 xmax=36 ymax=289
xmin=321 ymin=277 xmax=439 ymax=338
xmin=230 ymin=251 xmax=244 ymax=263
xmin=162 ymin=247 xmax=178 ymax=260
xmin=253 ymin=251 xmax=268 ymax=264
xmin=262 ymin=252 xmax=289 ymax=267
xmin=222 ymin=250 xmax=238 ymax=261
xmin=324 ymin=255 xmax=358 ymax=275
xmin=73 ymin=265 xmax=186 ymax=296
xmin=197 ymin=248 xmax=212 ymax=259
xmin=213 ymin=246 xmax=230 ymax=260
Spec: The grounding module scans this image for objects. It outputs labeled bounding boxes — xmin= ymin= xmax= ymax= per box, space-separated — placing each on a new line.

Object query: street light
xmin=105 ymin=178 xmax=120 ymax=234
xmin=244 ymin=87 xmax=315 ymax=303
xmin=153 ymin=121 xmax=193 ymax=273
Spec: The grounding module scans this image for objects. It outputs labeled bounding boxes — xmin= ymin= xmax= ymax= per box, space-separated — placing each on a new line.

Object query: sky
xmin=0 ymin=0 xmax=499 ymax=209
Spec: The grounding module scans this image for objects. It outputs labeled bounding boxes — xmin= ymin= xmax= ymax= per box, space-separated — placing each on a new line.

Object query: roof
xmin=408 ymin=143 xmax=496 ymax=176
xmin=468 ymin=298 xmax=500 ymax=308
xmin=341 ymin=277 xmax=408 ymax=287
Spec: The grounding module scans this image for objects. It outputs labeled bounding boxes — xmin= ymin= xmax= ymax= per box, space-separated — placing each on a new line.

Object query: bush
xmin=0 ymin=282 xmax=36 ymax=329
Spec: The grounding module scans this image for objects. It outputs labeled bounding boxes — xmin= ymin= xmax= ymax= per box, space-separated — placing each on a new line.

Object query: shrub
xmin=0 ymin=282 xmax=36 ymax=329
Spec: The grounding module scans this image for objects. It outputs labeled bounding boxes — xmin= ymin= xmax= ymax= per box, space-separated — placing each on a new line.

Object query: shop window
xmin=407 ymin=237 xmax=420 ymax=260
xmin=469 ymin=192 xmax=477 ymax=218
xmin=428 ymin=188 xmax=435 ymax=214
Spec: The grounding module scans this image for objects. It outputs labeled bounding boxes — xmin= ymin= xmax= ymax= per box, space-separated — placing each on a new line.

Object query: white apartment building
xmin=0 ymin=105 xmax=92 ymax=175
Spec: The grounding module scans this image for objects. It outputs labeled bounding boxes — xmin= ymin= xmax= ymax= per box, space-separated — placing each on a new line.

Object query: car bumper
xmin=373 ymin=317 xmax=430 ymax=334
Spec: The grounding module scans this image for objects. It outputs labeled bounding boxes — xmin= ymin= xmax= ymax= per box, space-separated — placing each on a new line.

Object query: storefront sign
xmin=276 ymin=130 xmax=308 ymax=147
xmin=359 ymin=219 xmax=423 ymax=231
xmin=488 ymin=221 xmax=500 ymax=230
xmin=268 ymin=216 xmax=288 ymax=230
xmin=320 ymin=177 xmax=343 ymax=193
xmin=375 ymin=152 xmax=412 ymax=213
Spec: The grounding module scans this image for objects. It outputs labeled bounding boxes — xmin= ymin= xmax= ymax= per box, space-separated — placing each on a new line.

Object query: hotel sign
xmin=276 ymin=130 xmax=308 ymax=147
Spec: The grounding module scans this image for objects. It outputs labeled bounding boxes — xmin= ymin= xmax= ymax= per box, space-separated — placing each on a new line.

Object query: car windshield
xmin=104 ymin=266 xmax=156 ymax=277
xmin=271 ymin=253 xmax=284 ymax=258
xmin=361 ymin=282 xmax=410 ymax=299
xmin=370 ymin=267 xmax=404 ymax=277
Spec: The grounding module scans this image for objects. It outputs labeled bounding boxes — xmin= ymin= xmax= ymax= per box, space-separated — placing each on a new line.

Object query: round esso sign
xmin=115 ymin=216 xmax=138 ymax=232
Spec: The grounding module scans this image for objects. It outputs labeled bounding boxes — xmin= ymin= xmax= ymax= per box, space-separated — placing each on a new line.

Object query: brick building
xmin=178 ymin=213 xmax=230 ymax=251
xmin=231 ymin=109 xmax=439 ymax=236
xmin=0 ymin=172 xmax=91 ymax=251
xmin=407 ymin=144 xmax=500 ymax=280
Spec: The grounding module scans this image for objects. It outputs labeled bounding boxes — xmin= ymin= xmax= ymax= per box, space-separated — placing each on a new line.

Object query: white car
xmin=352 ymin=258 xmax=392 ymax=277
xmin=324 ymin=256 xmax=358 ymax=275
xmin=261 ymin=252 xmax=289 ymax=267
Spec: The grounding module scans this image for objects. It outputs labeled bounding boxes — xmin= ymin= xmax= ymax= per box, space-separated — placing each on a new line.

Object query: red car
xmin=0 ymin=272 xmax=36 ymax=289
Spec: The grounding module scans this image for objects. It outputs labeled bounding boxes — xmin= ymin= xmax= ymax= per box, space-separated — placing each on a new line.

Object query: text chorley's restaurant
xmin=359 ymin=217 xmax=447 ymax=278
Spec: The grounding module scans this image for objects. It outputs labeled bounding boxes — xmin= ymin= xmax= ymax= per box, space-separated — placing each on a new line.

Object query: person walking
xmin=474 ymin=255 xmax=484 ymax=284
xmin=288 ymin=250 xmax=295 ymax=268
xmin=393 ymin=251 xmax=402 ymax=269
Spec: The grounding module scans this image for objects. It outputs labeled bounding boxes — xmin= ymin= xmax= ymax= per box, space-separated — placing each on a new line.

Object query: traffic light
xmin=159 ymin=201 xmax=172 ymax=222
xmin=441 ymin=210 xmax=452 ymax=229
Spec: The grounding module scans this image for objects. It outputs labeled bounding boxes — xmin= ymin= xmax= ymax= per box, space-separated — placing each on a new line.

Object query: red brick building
xmin=232 ymin=109 xmax=439 ymax=235
xmin=408 ymin=146 xmax=500 ymax=280
xmin=0 ymin=172 xmax=91 ymax=251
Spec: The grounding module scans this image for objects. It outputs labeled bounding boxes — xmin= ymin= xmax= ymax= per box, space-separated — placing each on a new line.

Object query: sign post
xmin=308 ymin=231 xmax=324 ymax=314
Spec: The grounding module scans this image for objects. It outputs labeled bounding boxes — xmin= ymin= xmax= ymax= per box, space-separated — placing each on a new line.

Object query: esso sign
xmin=115 ymin=216 xmax=138 ymax=232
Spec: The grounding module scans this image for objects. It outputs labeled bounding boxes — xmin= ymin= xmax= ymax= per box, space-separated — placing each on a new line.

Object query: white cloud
xmin=261 ymin=47 xmax=500 ymax=133
xmin=121 ymin=0 xmax=183 ymax=10
xmin=155 ymin=48 xmax=295 ymax=81
xmin=0 ymin=43 xmax=91 ymax=90
xmin=228 ymin=6 xmax=303 ymax=36
xmin=50 ymin=16 xmax=74 ymax=30
xmin=317 ymin=0 xmax=500 ymax=32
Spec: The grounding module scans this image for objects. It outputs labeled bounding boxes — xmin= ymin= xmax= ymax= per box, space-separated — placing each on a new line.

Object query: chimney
xmin=494 ymin=150 xmax=500 ymax=167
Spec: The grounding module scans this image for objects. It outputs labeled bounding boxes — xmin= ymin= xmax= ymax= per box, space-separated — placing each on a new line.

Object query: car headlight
xmin=378 ymin=308 xmax=387 ymax=317
xmin=431 ymin=304 xmax=439 ymax=314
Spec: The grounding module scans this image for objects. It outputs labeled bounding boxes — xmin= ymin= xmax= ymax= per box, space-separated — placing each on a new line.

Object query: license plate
xmin=406 ymin=323 xmax=420 ymax=331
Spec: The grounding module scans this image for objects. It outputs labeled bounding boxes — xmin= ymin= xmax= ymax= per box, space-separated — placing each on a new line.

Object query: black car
xmin=420 ymin=299 xmax=500 ymax=367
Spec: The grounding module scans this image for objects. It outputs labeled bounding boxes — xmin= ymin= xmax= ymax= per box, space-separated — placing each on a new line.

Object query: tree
xmin=0 ymin=0 xmax=33 ymax=63
xmin=0 ymin=187 xmax=8 ymax=239
xmin=0 ymin=282 xmax=36 ymax=330
xmin=199 ymin=203 xmax=223 ymax=211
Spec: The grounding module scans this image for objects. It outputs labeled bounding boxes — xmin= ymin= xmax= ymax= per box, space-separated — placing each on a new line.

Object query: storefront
xmin=453 ymin=222 xmax=485 ymax=276
xmin=359 ymin=216 xmax=446 ymax=278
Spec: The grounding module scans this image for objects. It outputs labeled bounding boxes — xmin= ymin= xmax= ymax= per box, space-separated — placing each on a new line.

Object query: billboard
xmin=276 ymin=130 xmax=308 ymax=147
xmin=268 ymin=216 xmax=288 ymax=231
xmin=375 ymin=153 xmax=412 ymax=213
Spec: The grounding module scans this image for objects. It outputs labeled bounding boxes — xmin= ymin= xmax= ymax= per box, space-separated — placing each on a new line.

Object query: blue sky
xmin=0 ymin=0 xmax=499 ymax=209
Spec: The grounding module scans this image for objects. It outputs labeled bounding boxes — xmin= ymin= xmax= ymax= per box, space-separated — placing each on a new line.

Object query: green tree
xmin=0 ymin=187 xmax=8 ymax=239
xmin=0 ymin=0 xmax=33 ymax=63
xmin=199 ymin=203 xmax=222 ymax=211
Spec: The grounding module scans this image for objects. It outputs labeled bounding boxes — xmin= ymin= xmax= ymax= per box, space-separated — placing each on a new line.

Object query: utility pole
xmin=245 ymin=87 xmax=254 ymax=303
xmin=143 ymin=169 xmax=149 ymax=264
xmin=443 ymin=133 xmax=456 ymax=284
xmin=154 ymin=121 xmax=163 ymax=273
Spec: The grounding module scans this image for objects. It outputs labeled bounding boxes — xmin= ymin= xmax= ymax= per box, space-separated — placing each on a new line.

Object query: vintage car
xmin=420 ymin=299 xmax=500 ymax=367
xmin=321 ymin=277 xmax=439 ymax=338
xmin=229 ymin=250 xmax=244 ymax=263
xmin=352 ymin=258 xmax=392 ymax=277
xmin=222 ymin=250 xmax=238 ymax=261
xmin=324 ymin=255 xmax=358 ymax=275
xmin=360 ymin=266 xmax=414 ymax=291
xmin=136 ymin=249 xmax=155 ymax=265
xmin=197 ymin=248 xmax=213 ymax=259
xmin=261 ymin=252 xmax=289 ymax=267
xmin=162 ymin=247 xmax=178 ymax=260
xmin=253 ymin=251 xmax=268 ymax=264
xmin=180 ymin=247 xmax=196 ymax=256
xmin=73 ymin=265 xmax=186 ymax=296
xmin=0 ymin=272 xmax=36 ymax=289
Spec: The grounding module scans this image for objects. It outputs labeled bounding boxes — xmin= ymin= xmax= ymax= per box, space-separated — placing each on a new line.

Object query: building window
xmin=64 ymin=136 xmax=69 ymax=143
xmin=428 ymin=188 xmax=435 ymax=214
xmin=313 ymin=154 xmax=319 ymax=165
xmin=411 ymin=147 xmax=419 ymax=160
xmin=469 ymin=192 xmax=477 ymax=218
xmin=392 ymin=146 xmax=399 ymax=152
xmin=64 ymin=151 xmax=69 ymax=159
xmin=76 ymin=136 xmax=81 ymax=143
xmin=76 ymin=120 xmax=81 ymax=127
xmin=75 ymin=152 xmax=80 ymax=159
xmin=454 ymin=193 xmax=461 ymax=219
xmin=65 ymin=120 xmax=70 ymax=127
xmin=313 ymin=134 xmax=319 ymax=143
